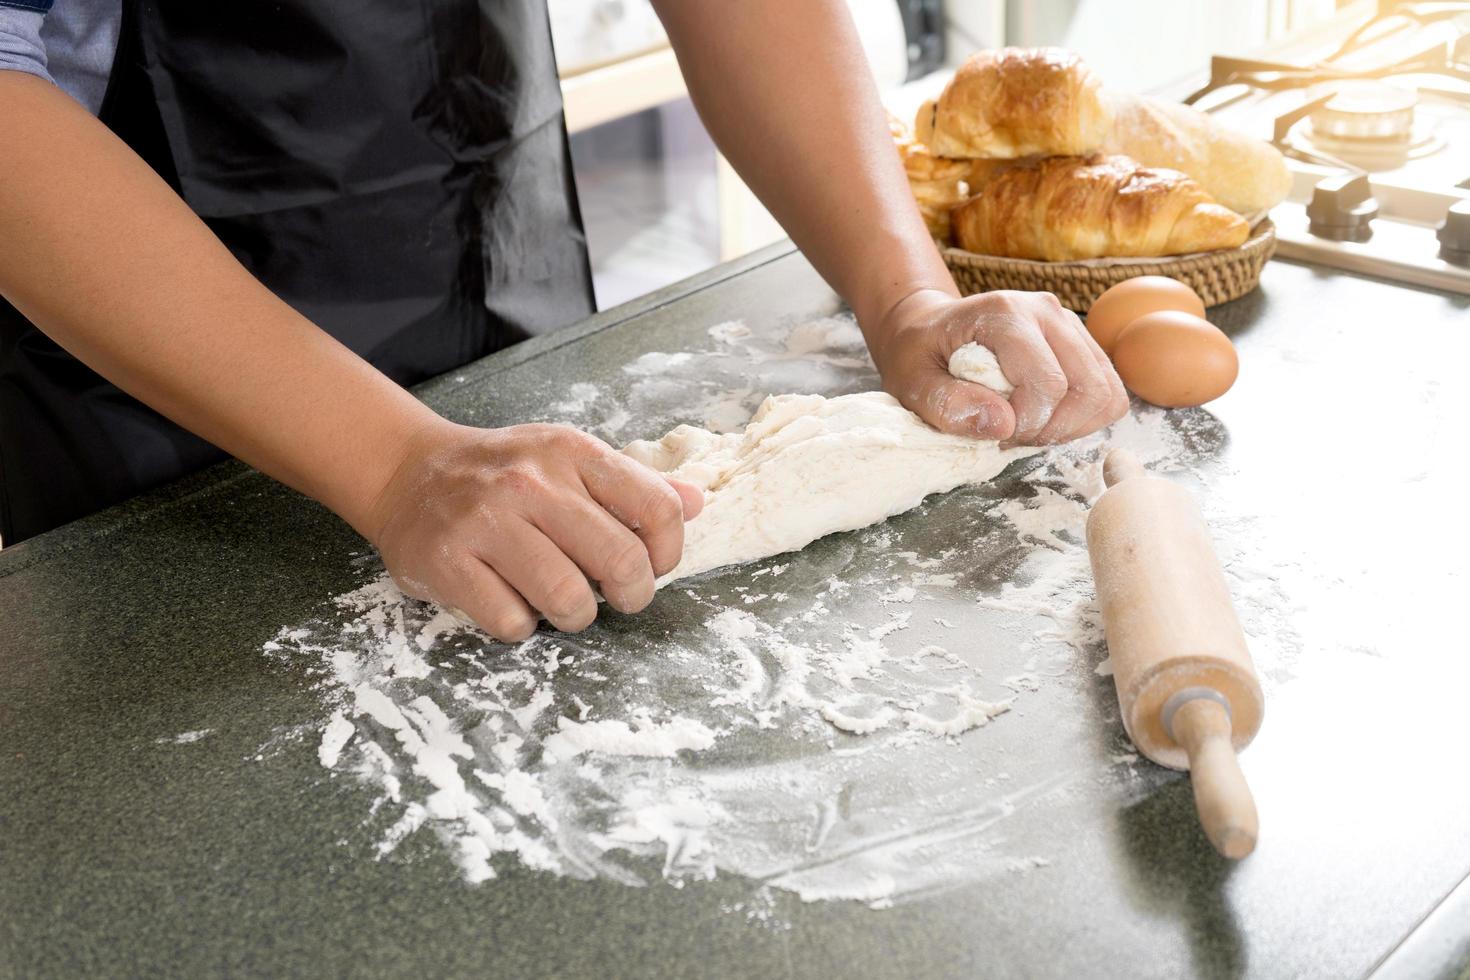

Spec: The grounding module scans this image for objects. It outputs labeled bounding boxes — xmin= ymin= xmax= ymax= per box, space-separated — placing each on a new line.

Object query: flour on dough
xmin=623 ymin=344 xmax=1030 ymax=584
xmin=947 ymin=342 xmax=1015 ymax=396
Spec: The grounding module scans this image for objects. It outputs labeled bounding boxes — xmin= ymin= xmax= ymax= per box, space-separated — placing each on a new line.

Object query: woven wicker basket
xmin=943 ymin=220 xmax=1277 ymax=313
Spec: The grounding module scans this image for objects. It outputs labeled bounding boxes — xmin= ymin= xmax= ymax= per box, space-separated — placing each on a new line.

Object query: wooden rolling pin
xmin=1086 ymin=448 xmax=1265 ymax=858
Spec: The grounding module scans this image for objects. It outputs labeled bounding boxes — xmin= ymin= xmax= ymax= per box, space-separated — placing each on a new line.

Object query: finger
xmin=1060 ymin=351 xmax=1126 ymax=439
xmin=579 ymin=451 xmax=689 ymax=578
xmin=437 ymin=557 xmax=538 ymax=643
xmin=477 ymin=515 xmax=598 ymax=633
xmin=666 ymin=478 xmax=705 ymax=520
xmin=913 ymin=363 xmax=1017 ymax=440
xmin=1074 ymin=323 xmax=1131 ymax=434
xmin=1049 ymin=310 xmax=1128 ymax=439
xmin=532 ymin=494 xmax=657 ymax=615
xmin=1030 ymin=309 xmax=1121 ymax=445
xmin=962 ymin=305 xmax=1068 ymax=442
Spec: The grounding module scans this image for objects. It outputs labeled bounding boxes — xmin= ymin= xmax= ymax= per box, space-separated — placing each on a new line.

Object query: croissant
xmin=915 ymin=47 xmax=1112 ymax=159
xmin=894 ymin=137 xmax=972 ymax=241
xmin=1104 ymin=93 xmax=1292 ymax=216
xmin=889 ymin=112 xmax=974 ymax=242
xmin=951 ymin=154 xmax=1250 ymax=261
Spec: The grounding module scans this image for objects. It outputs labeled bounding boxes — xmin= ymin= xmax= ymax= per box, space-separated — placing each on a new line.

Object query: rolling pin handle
xmin=1169 ymin=697 xmax=1259 ymax=859
xmin=1102 ymin=449 xmax=1147 ymax=488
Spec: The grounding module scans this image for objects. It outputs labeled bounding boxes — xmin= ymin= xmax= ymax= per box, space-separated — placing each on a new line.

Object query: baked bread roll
xmin=890 ymin=113 xmax=974 ymax=242
xmin=894 ymin=135 xmax=971 ymax=241
xmin=1105 ymin=93 xmax=1292 ymax=215
xmin=951 ymin=154 xmax=1249 ymax=261
xmin=915 ymin=47 xmax=1112 ymax=159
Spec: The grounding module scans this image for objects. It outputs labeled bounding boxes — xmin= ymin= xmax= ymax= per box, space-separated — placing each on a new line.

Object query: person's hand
xmin=362 ymin=419 xmax=704 ymax=642
xmin=865 ymin=288 xmax=1128 ymax=445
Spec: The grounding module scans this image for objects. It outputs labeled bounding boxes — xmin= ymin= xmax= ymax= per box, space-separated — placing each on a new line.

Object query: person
xmin=0 ymin=1 xmax=1127 ymax=639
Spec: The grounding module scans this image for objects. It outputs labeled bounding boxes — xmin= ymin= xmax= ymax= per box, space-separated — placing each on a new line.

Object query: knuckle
xmin=1079 ymin=382 xmax=1113 ymax=412
xmin=639 ymin=481 xmax=683 ymax=529
xmin=521 ymin=421 xmax=568 ymax=441
xmin=607 ymin=582 xmax=654 ymax=615
xmin=649 ymin=552 xmax=680 ymax=580
xmin=446 ymin=552 xmax=484 ymax=584
xmin=924 ymin=382 xmax=960 ymax=422
xmin=487 ymin=609 xmax=537 ymax=643
xmin=1035 ymin=372 xmax=1070 ymax=403
xmin=522 ymin=423 xmax=601 ymax=456
xmin=986 ymin=290 xmax=1026 ymax=314
xmin=542 ymin=573 xmax=593 ymax=623
xmin=605 ymin=537 xmax=651 ymax=585
xmin=1112 ymin=392 xmax=1131 ymax=421
xmin=496 ymin=463 xmax=546 ymax=498
xmin=553 ymin=425 xmax=603 ymax=454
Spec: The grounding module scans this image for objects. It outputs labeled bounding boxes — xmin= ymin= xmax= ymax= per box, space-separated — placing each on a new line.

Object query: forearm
xmin=0 ymin=72 xmax=438 ymax=535
xmin=651 ymin=0 xmax=955 ymax=334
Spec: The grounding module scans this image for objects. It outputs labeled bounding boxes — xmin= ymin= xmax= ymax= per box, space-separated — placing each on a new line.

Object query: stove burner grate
xmin=1183 ymin=2 xmax=1470 ymax=109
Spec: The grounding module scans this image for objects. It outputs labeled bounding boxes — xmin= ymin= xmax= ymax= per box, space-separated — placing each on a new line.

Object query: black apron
xmin=0 ymin=0 xmax=595 ymax=544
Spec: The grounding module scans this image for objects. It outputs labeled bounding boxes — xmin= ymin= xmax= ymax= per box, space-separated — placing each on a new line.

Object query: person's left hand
xmin=865 ymin=288 xmax=1128 ymax=445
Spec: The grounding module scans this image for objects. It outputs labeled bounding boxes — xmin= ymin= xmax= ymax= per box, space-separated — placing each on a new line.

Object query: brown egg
xmin=1085 ymin=277 xmax=1207 ymax=354
xmin=1113 ymin=311 xmax=1238 ymax=408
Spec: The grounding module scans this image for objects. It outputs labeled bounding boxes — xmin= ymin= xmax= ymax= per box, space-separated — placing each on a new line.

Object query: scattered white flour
xmin=275 ymin=569 xmax=1036 ymax=903
xmin=157 ymin=729 xmax=213 ymax=745
xmin=624 ymin=351 xmax=695 ymax=376
xmin=707 ymin=320 xmax=752 ymax=344
xmin=782 ymin=316 xmax=869 ymax=365
xmin=995 ymin=486 xmax=1080 ymax=549
xmin=318 ymin=711 xmax=355 ymax=767
xmin=543 ymin=715 xmax=717 ymax=762
xmin=697 ymin=386 xmax=762 ymax=434
xmin=1004 ymin=673 xmax=1042 ymax=693
xmin=266 ymin=312 xmax=1297 ymax=914
xmin=902 ymin=689 xmax=1011 ymax=736
xmin=542 ymin=381 xmax=631 ymax=440
xmin=1005 ymin=855 xmax=1052 ymax=873
xmin=549 ymin=382 xmax=600 ymax=417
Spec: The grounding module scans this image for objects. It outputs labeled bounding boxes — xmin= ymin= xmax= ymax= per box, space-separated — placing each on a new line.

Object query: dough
xmin=947 ymin=342 xmax=1015 ymax=396
xmin=623 ymin=344 xmax=1030 ymax=584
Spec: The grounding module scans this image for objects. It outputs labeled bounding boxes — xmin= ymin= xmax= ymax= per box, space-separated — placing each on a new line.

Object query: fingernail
xmin=972 ymin=405 xmax=992 ymax=434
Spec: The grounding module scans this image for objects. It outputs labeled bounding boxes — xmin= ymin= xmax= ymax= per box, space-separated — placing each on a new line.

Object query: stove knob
xmin=1306 ymin=174 xmax=1379 ymax=242
xmin=1437 ymin=199 xmax=1470 ymax=267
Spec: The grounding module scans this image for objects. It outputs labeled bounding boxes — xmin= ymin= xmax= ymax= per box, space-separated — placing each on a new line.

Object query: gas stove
xmin=1187 ymin=0 xmax=1470 ymax=295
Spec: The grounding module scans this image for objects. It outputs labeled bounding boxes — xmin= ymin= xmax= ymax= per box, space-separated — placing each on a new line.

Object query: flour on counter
xmin=707 ymin=320 xmax=752 ymax=344
xmin=540 ymin=381 xmax=632 ymax=441
xmin=157 ymin=729 xmax=214 ymax=745
xmin=318 ymin=711 xmax=355 ymax=767
xmin=271 ymin=566 xmax=1040 ymax=902
xmin=268 ymin=312 xmax=1297 ymax=913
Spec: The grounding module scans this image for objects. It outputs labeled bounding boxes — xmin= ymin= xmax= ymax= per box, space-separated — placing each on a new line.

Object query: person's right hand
xmin=362 ymin=419 xmax=704 ymax=642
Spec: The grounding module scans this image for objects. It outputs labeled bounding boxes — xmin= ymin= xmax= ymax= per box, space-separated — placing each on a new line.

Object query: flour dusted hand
xmin=364 ymin=420 xmax=703 ymax=640
xmin=865 ymin=288 xmax=1128 ymax=445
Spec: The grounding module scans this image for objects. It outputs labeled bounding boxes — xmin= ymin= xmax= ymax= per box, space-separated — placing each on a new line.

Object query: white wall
xmin=999 ymin=0 xmax=1341 ymax=92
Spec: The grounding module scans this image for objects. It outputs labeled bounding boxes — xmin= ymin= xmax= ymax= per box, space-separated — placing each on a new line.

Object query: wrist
xmin=861 ymin=285 xmax=955 ymax=369
xmin=335 ymin=409 xmax=459 ymax=544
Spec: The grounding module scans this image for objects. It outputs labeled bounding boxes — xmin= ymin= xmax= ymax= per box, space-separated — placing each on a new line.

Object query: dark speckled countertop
xmin=3 ymin=244 xmax=1469 ymax=980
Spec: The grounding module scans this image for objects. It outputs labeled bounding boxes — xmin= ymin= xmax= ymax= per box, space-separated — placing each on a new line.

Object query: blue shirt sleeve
xmin=0 ymin=4 xmax=55 ymax=86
